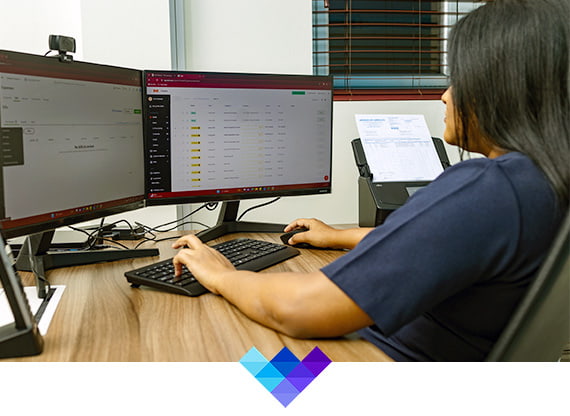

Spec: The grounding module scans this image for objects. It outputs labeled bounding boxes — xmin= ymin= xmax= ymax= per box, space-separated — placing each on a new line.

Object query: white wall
xmin=0 ymin=0 xmax=177 ymax=230
xmin=79 ymin=0 xmax=171 ymax=71
xmin=0 ymin=0 xmax=173 ymax=75
xmin=0 ymin=0 xmax=84 ymax=59
xmin=181 ymin=0 xmax=460 ymax=227
xmin=183 ymin=0 xmax=313 ymax=75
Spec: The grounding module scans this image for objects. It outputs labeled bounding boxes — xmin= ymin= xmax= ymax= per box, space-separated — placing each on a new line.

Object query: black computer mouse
xmin=280 ymin=227 xmax=314 ymax=248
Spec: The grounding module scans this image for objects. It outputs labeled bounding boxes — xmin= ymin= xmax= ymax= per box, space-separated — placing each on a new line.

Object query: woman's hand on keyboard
xmin=172 ymin=234 xmax=235 ymax=294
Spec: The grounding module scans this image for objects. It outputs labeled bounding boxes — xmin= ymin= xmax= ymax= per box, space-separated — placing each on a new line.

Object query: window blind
xmin=313 ymin=0 xmax=480 ymax=100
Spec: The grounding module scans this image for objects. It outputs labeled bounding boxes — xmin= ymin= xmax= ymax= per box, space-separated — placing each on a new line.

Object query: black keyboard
xmin=124 ymin=238 xmax=300 ymax=297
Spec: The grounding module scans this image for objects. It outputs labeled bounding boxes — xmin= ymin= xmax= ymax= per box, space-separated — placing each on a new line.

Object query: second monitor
xmin=143 ymin=71 xmax=333 ymax=241
xmin=0 ymin=49 xmax=156 ymax=297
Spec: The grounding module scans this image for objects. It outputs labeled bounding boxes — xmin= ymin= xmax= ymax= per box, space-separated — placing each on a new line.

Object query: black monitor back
xmin=486 ymin=210 xmax=570 ymax=361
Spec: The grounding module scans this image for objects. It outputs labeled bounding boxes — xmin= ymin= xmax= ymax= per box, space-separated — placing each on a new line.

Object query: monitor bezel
xmin=142 ymin=70 xmax=334 ymax=207
xmin=0 ymin=199 xmax=145 ymax=240
xmin=0 ymin=49 xmax=146 ymax=240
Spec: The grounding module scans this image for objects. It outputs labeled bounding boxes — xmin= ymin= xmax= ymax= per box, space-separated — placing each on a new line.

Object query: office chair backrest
xmin=486 ymin=210 xmax=570 ymax=361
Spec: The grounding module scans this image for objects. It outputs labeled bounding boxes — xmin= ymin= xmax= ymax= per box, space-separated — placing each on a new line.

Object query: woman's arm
xmin=172 ymin=234 xmax=374 ymax=338
xmin=284 ymin=218 xmax=374 ymax=250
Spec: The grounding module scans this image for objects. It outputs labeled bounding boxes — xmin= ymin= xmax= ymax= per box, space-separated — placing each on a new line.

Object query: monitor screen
xmin=143 ymin=71 xmax=333 ymax=206
xmin=0 ymin=50 xmax=145 ymax=239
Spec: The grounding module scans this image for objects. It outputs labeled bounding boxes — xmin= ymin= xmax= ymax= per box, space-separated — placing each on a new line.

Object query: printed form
xmin=355 ymin=114 xmax=444 ymax=182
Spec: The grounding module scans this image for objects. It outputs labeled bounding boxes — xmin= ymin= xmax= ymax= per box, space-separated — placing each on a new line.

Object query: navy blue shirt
xmin=321 ymin=152 xmax=563 ymax=361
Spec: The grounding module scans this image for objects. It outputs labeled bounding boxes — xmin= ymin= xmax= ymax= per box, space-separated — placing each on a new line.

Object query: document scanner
xmin=351 ymin=137 xmax=450 ymax=227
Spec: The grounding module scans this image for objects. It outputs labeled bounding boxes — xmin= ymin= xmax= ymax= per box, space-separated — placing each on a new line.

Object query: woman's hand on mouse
xmin=284 ymin=218 xmax=342 ymax=249
xmin=284 ymin=218 xmax=375 ymax=250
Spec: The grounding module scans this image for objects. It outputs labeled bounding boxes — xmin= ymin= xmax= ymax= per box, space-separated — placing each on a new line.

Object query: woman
xmin=172 ymin=0 xmax=569 ymax=361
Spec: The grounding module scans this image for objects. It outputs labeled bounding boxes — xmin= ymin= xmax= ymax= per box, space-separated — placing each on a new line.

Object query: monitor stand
xmin=195 ymin=201 xmax=287 ymax=243
xmin=14 ymin=229 xmax=159 ymax=298
xmin=0 ymin=234 xmax=44 ymax=358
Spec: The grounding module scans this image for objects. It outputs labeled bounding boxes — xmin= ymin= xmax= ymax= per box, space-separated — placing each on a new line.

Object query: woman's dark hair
xmin=447 ymin=0 xmax=569 ymax=205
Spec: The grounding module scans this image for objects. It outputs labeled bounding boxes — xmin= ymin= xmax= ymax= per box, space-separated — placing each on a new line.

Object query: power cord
xmin=137 ymin=202 xmax=217 ymax=234
xmin=65 ymin=198 xmax=281 ymax=250
xmin=236 ymin=197 xmax=281 ymax=221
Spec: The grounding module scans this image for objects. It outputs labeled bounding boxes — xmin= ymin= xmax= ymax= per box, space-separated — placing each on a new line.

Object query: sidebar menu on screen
xmin=146 ymin=95 xmax=171 ymax=195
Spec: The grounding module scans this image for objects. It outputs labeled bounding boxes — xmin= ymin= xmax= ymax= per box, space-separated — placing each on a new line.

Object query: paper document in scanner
xmin=355 ymin=114 xmax=444 ymax=182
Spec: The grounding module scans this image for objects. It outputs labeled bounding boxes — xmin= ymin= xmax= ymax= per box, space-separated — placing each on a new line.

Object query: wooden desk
xmin=6 ymin=231 xmax=392 ymax=362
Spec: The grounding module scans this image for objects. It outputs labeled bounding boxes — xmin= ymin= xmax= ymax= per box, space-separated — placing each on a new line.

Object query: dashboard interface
xmin=0 ymin=50 xmax=145 ymax=237
xmin=143 ymin=71 xmax=333 ymax=205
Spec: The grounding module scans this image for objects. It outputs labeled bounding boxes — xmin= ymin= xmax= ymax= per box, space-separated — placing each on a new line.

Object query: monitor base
xmin=0 ymin=323 xmax=44 ymax=359
xmin=0 ymin=232 xmax=44 ymax=358
xmin=196 ymin=201 xmax=286 ymax=243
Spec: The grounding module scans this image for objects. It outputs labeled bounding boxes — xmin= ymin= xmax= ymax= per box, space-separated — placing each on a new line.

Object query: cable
xmin=134 ymin=234 xmax=188 ymax=249
xmin=62 ymin=202 xmax=219 ymax=251
xmin=175 ymin=220 xmax=211 ymax=230
xmin=117 ymin=197 xmax=279 ymax=243
xmin=68 ymin=223 xmax=133 ymax=250
xmin=67 ymin=224 xmax=107 ymax=250
xmin=133 ymin=220 xmax=212 ymax=248
xmin=139 ymin=202 xmax=215 ymax=233
xmin=139 ymin=219 xmax=211 ymax=234
xmin=236 ymin=197 xmax=281 ymax=221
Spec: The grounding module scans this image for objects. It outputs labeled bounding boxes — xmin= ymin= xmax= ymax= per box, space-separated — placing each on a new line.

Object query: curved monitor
xmin=143 ymin=71 xmax=333 ymax=207
xmin=0 ymin=50 xmax=145 ymax=239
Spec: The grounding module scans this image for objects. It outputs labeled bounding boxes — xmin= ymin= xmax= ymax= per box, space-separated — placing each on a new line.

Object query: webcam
xmin=48 ymin=35 xmax=76 ymax=62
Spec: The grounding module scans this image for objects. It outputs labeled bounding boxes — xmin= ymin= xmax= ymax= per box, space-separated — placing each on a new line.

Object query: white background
xmin=1 ymin=363 xmax=568 ymax=415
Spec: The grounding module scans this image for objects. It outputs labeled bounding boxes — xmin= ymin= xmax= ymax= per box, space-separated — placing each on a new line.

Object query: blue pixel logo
xmin=240 ymin=346 xmax=332 ymax=407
